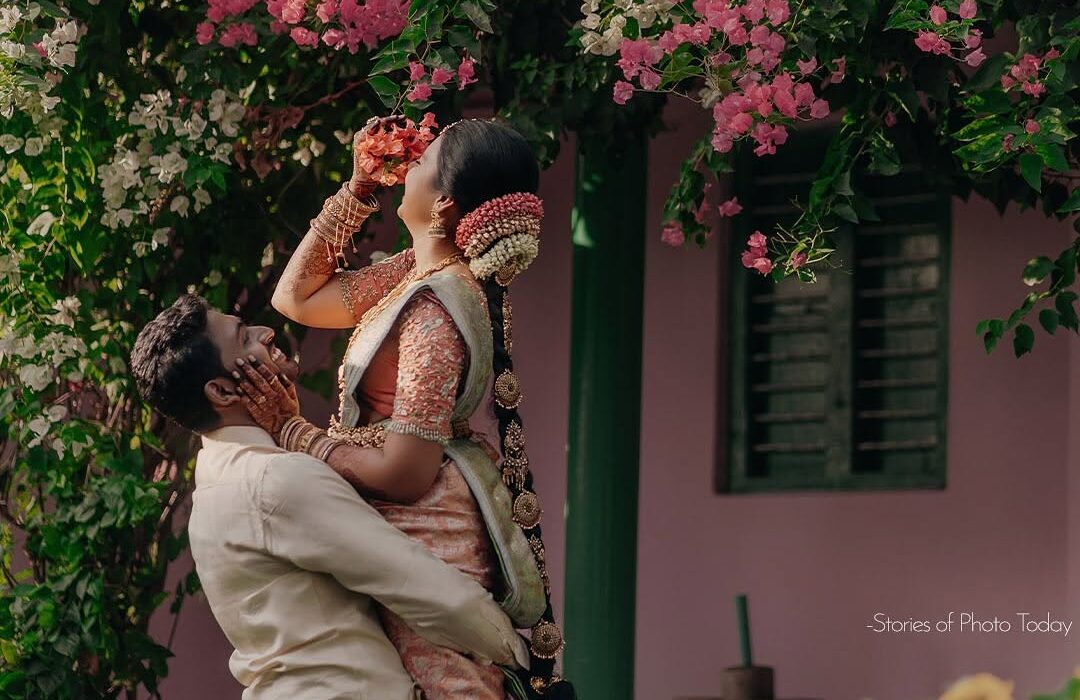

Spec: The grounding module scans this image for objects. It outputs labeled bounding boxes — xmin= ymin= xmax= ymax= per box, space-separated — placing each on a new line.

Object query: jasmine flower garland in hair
xmin=454 ymin=192 xmax=544 ymax=281
xmin=469 ymin=233 xmax=541 ymax=282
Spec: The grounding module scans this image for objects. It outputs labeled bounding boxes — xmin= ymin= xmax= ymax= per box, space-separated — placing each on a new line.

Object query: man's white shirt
xmin=188 ymin=425 xmax=528 ymax=699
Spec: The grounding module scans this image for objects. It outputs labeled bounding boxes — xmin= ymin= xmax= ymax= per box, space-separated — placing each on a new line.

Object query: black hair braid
xmin=482 ymin=278 xmax=576 ymax=700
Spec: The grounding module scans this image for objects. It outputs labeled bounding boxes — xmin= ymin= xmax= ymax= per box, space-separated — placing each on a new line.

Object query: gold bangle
xmin=296 ymin=425 xmax=320 ymax=454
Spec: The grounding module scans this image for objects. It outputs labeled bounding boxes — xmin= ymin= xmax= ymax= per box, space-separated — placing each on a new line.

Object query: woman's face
xmin=398 ymin=134 xmax=453 ymax=234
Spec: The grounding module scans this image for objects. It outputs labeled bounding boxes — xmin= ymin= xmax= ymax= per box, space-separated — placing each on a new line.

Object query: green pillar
xmin=564 ymin=133 xmax=647 ymax=699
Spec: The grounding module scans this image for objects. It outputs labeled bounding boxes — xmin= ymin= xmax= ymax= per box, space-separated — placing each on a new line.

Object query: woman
xmin=236 ymin=115 xmax=573 ymax=700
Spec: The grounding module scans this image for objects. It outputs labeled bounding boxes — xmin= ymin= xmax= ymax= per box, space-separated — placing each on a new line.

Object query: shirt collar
xmin=201 ymin=424 xmax=277 ymax=449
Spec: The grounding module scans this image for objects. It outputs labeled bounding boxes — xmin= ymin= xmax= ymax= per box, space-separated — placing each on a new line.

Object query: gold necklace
xmin=335 ymin=251 xmax=465 ymax=419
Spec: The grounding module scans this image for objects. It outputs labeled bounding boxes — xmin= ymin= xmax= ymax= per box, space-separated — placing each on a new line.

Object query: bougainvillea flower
xmin=354 ymin=113 xmax=438 ymax=187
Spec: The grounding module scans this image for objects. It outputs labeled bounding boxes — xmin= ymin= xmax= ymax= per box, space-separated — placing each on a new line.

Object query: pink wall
xmin=634 ymin=100 xmax=1080 ymax=699
xmin=153 ymin=97 xmax=1080 ymax=700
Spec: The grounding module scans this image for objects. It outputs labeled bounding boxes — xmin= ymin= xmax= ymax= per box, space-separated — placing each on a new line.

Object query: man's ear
xmin=205 ymin=377 xmax=241 ymax=409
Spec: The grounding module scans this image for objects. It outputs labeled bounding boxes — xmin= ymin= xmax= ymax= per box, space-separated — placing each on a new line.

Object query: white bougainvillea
xmin=98 ymin=86 xmax=245 ymax=231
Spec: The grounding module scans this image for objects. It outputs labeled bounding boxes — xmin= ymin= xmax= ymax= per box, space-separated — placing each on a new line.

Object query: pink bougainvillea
xmin=198 ymin=0 xmax=409 ymax=52
xmin=741 ymin=231 xmax=773 ymax=275
xmin=661 ymin=221 xmax=686 ymax=247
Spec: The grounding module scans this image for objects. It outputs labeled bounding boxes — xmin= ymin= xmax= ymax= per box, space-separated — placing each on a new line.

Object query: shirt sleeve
xmin=259 ymin=452 xmax=529 ymax=669
xmin=385 ymin=289 xmax=467 ymax=445
xmin=340 ymin=248 xmax=416 ymax=323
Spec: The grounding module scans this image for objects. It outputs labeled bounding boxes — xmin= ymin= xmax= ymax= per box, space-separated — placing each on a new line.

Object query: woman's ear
xmin=434 ymin=194 xmax=457 ymax=218
xmin=205 ymin=377 xmax=241 ymax=409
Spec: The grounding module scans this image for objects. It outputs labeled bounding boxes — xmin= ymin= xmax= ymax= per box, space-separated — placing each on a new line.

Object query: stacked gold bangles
xmin=309 ymin=183 xmax=380 ymax=271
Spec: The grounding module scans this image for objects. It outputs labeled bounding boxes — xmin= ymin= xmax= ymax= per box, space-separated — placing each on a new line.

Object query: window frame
xmin=719 ymin=127 xmax=951 ymax=494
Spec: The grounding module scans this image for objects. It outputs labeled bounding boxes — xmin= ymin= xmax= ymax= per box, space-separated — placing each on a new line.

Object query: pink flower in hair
xmin=455 ymin=192 xmax=545 ymax=251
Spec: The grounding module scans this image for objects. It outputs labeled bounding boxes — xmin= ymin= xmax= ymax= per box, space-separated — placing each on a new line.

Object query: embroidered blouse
xmin=340 ymin=248 xmax=417 ymax=324
xmin=344 ymin=253 xmax=490 ymax=446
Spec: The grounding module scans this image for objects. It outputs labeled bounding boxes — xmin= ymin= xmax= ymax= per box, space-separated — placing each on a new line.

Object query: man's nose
xmin=253 ymin=326 xmax=274 ymax=345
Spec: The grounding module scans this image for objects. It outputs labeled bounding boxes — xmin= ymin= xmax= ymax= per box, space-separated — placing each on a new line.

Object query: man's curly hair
xmin=131 ymin=294 xmax=228 ymax=433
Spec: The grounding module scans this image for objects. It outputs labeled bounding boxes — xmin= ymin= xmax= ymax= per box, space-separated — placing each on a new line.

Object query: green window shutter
xmin=723 ymin=128 xmax=949 ymax=493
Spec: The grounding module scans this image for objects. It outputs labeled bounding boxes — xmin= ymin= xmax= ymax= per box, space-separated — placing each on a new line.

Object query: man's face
xmin=204 ymin=310 xmax=300 ymax=385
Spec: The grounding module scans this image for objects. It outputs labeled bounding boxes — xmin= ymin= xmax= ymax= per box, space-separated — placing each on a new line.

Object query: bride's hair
xmin=436 ymin=119 xmax=573 ymax=698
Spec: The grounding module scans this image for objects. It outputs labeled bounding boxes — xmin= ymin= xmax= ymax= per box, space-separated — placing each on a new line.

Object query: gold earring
xmin=428 ymin=208 xmax=446 ymax=239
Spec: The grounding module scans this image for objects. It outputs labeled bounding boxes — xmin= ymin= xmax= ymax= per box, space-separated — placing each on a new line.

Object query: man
xmin=131 ymin=294 xmax=527 ymax=699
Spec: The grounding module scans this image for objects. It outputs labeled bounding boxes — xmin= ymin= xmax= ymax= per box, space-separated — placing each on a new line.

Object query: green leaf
xmin=1035 ymin=142 xmax=1070 ymax=173
xmin=1057 ymin=188 xmax=1080 ymax=214
xmin=1039 ymin=308 xmax=1059 ymax=334
xmin=954 ymin=132 xmax=1005 ymax=164
xmin=367 ymin=75 xmax=400 ymax=108
xmin=983 ymin=318 xmax=1004 ymax=354
xmin=458 ymin=1 xmax=493 ymax=32
xmin=1019 ymin=153 xmax=1043 ymax=192
xmin=370 ymin=50 xmax=411 ymax=76
xmin=1013 ymin=323 xmax=1035 ymax=357
xmin=834 ymin=169 xmax=854 ymax=196
xmin=1057 ymin=291 xmax=1079 ymax=331
xmin=1023 ymin=256 xmax=1054 ymax=286
xmin=833 ymin=202 xmax=859 ymax=223
xmin=965 ymin=54 xmax=1010 ymax=92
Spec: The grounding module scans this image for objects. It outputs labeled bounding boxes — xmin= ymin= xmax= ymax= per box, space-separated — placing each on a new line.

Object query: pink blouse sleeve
xmin=340 ymin=248 xmax=416 ymax=323
xmin=385 ymin=289 xmax=467 ymax=445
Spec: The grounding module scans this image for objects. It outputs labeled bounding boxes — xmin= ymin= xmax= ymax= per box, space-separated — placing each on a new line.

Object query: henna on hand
xmin=277 ymin=231 xmax=337 ymax=297
xmin=233 ymin=355 xmax=299 ymax=441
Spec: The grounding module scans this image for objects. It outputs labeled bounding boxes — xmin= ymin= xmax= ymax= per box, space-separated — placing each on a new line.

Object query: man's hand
xmin=232 ymin=355 xmax=299 ymax=442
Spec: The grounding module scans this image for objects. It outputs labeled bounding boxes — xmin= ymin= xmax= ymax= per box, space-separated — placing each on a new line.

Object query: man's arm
xmin=259 ymin=451 xmax=529 ymax=669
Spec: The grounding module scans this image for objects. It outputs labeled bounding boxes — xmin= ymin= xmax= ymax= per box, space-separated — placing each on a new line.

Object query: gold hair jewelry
xmin=495 ymin=262 xmax=517 ymax=287
xmin=502 ymin=291 xmax=513 ymax=355
xmin=428 ymin=208 xmax=447 ymax=239
xmin=504 ymin=420 xmax=525 ymax=452
xmin=512 ymin=490 xmax=541 ymax=529
xmin=494 ymin=369 xmax=522 ymax=409
xmin=530 ymin=621 xmax=564 ymax=659
xmin=528 ymin=534 xmax=551 ymax=592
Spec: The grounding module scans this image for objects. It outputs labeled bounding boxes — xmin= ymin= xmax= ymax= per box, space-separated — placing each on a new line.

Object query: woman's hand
xmin=349 ymin=114 xmax=407 ymax=196
xmin=232 ymin=355 xmax=300 ymax=443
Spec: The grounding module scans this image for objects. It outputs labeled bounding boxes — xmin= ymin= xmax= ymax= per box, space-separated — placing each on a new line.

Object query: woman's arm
xmin=323 ymin=290 xmax=467 ymax=501
xmin=237 ymin=290 xmax=466 ymax=503
xmin=271 ymin=115 xmax=411 ymax=329
xmin=319 ymin=432 xmax=447 ymax=503
xmin=271 ymin=236 xmax=415 ymax=329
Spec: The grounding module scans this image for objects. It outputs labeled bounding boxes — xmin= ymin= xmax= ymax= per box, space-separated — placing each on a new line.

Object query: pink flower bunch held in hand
xmin=196 ymin=0 xmax=409 ymax=52
xmin=354 ymin=113 xmax=438 ymax=187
